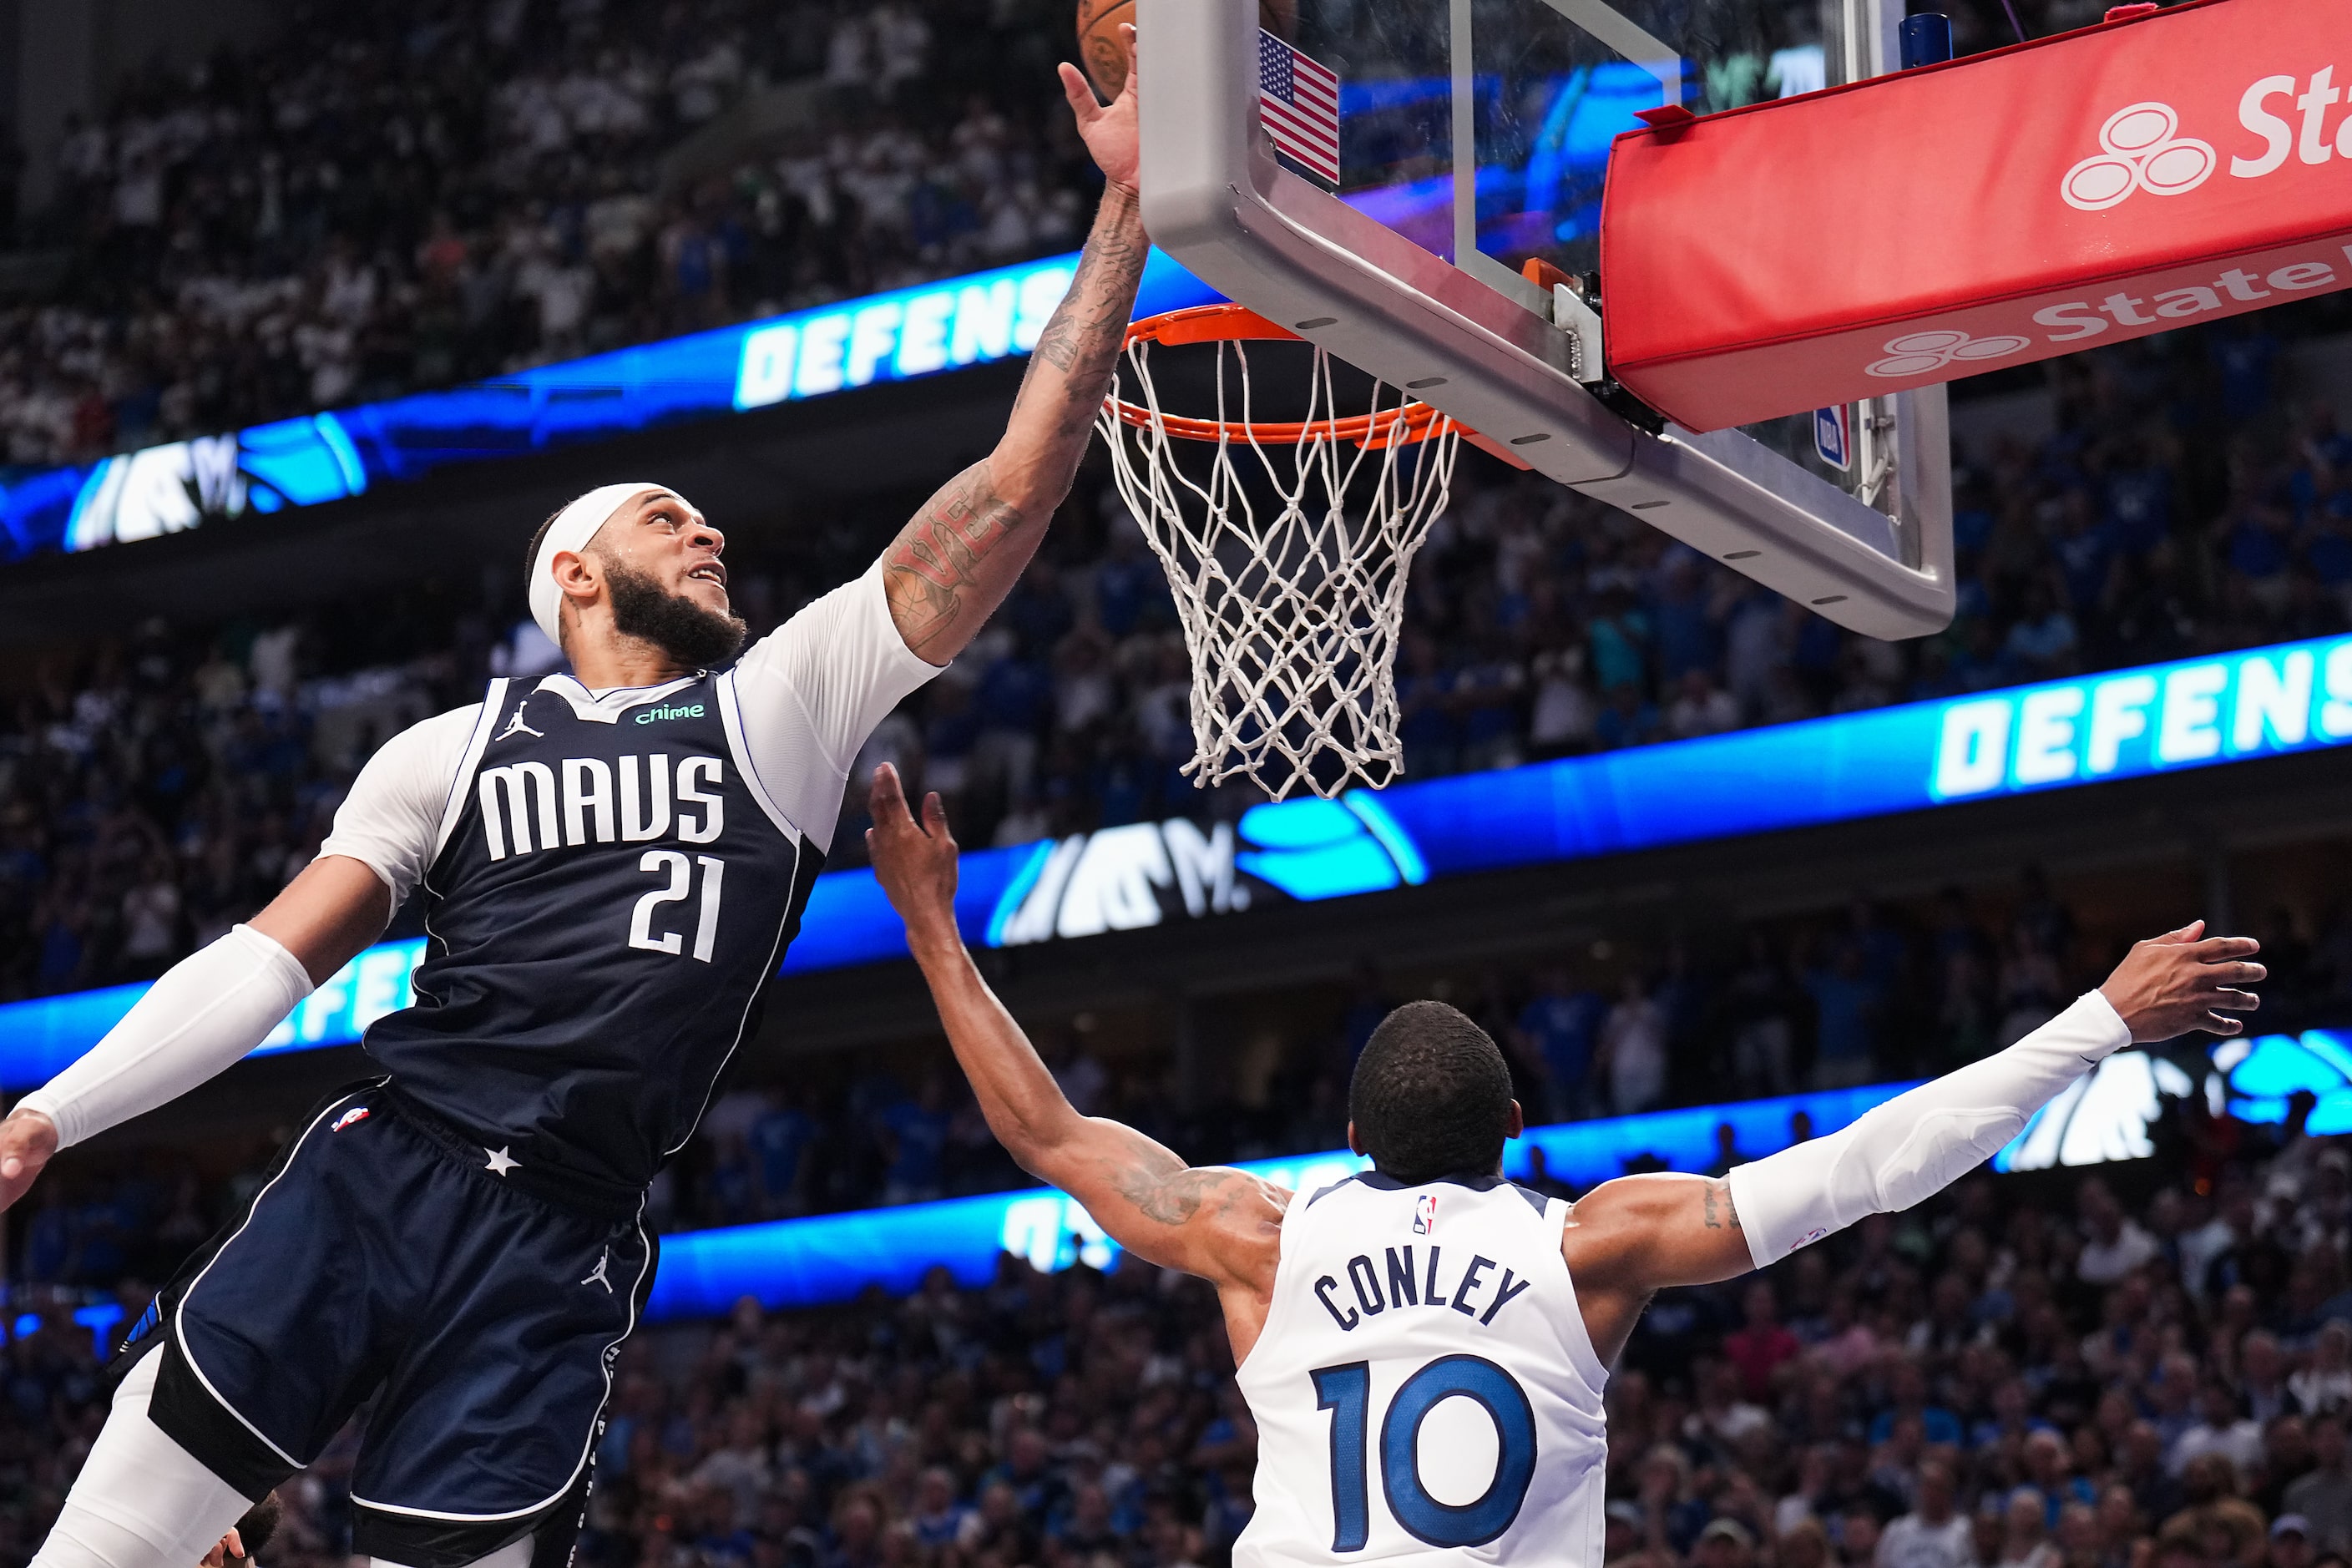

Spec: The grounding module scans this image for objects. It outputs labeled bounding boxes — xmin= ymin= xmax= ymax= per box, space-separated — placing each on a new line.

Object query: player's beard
xmin=604 ymin=559 xmax=748 ymax=670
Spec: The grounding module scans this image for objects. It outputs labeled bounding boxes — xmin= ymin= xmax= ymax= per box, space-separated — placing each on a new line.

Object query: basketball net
xmin=1095 ymin=306 xmax=1461 ymax=802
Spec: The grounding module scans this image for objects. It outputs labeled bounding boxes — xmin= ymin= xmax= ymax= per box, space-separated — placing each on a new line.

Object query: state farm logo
xmin=2062 ymin=102 xmax=2217 ymax=210
xmin=1866 ymin=329 xmax=2031 ymax=378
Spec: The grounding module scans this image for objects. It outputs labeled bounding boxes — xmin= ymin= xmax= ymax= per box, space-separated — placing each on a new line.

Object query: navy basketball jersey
xmin=362 ymin=671 xmax=814 ymax=1210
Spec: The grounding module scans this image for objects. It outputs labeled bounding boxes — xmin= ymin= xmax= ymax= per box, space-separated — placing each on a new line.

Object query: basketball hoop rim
xmin=1106 ymin=303 xmax=1453 ymax=449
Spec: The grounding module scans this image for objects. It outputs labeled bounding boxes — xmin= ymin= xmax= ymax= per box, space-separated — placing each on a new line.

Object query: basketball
xmin=1076 ymin=0 xmax=1297 ymax=99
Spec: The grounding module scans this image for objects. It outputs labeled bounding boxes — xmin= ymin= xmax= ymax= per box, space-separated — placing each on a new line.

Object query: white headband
xmin=529 ymin=482 xmax=671 ymax=649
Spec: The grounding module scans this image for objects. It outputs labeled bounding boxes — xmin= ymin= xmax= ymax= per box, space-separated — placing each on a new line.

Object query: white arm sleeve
xmin=315 ymin=703 xmax=481 ymax=904
xmin=1726 ymin=989 xmax=2131 ymax=1267
xmin=731 ymin=563 xmax=943 ymax=854
xmin=15 ymin=924 xmax=314 ymax=1149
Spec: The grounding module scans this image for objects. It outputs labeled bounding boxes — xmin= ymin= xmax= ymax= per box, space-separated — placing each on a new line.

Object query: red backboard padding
xmin=1600 ymin=0 xmax=2351 ymax=432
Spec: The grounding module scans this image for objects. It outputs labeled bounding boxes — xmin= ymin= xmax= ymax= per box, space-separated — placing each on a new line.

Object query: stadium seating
xmin=4 ymin=1116 xmax=2349 ymax=1568
xmin=8 ymin=310 xmax=2349 ymax=996
xmin=0 ymin=0 xmax=1088 ymax=466
xmin=5 ymin=6 xmax=2352 ymax=1565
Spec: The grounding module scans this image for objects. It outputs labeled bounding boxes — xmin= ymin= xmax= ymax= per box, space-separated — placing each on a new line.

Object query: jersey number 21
xmin=629 ymin=852 xmax=724 ymax=961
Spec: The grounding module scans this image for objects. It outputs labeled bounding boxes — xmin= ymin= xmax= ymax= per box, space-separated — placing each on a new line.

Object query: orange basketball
xmin=1075 ymin=0 xmax=1299 ymax=99
xmin=1075 ymin=0 xmax=1136 ymax=99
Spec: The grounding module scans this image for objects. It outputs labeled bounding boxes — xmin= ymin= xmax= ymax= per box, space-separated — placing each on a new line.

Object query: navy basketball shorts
xmin=130 ymin=1084 xmax=655 ymax=1568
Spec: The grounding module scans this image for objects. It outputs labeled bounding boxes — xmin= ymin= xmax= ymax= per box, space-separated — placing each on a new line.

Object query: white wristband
xmin=1726 ymin=989 xmax=2128 ymax=1267
xmin=17 ymin=924 xmax=314 ymax=1149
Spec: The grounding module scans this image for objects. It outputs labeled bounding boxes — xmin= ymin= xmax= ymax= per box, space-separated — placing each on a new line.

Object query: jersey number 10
xmin=1312 ymin=1355 xmax=1538 ymax=1551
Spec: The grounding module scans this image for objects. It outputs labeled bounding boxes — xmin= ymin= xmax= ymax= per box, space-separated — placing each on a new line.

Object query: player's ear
xmin=1347 ymin=1120 xmax=1363 ymax=1157
xmin=1505 ymin=1100 xmax=1525 ymax=1139
xmin=552 ymin=547 xmax=601 ymax=607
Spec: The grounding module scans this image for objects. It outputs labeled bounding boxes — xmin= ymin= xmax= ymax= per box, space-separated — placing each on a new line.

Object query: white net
xmin=1096 ymin=329 xmax=1461 ymax=802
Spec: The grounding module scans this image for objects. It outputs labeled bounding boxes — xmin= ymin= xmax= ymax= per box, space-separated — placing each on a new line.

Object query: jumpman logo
xmin=494 ymin=706 xmax=544 ymax=742
xmin=580 ymin=1248 xmax=614 ymax=1292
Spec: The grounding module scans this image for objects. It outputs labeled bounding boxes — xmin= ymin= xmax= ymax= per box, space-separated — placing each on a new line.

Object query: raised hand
xmin=2097 ymin=920 xmax=2264 ymax=1041
xmin=867 ymin=763 xmax=963 ymax=951
xmin=878 ymin=26 xmax=1147 ymax=665
xmin=1057 ymin=24 xmax=1140 ymax=190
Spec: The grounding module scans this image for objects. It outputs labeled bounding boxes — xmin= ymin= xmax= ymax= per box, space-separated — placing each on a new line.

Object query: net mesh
xmin=1096 ymin=333 xmax=1460 ymax=802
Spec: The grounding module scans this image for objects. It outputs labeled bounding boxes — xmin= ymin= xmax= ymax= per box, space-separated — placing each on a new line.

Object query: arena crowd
xmin=3 ymin=1 xmax=2352 ymax=1565
xmin=0 ymin=0 xmax=2343 ymax=1032
xmin=0 ymin=0 xmax=1091 ymax=468
xmin=0 ymin=301 xmax=2335 ymax=1002
xmin=0 ymin=0 xmax=2156 ymax=473
xmin=3 ymin=1089 xmax=2349 ymax=1568
xmin=5 ymin=298 xmax=2352 ymax=1232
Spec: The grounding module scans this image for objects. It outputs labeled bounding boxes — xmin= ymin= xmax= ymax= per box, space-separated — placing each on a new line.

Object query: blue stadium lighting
xmin=5 ymin=634 xmax=2352 ymax=1085
xmin=69 ymin=1302 xmax=124 ymax=1357
xmin=982 ymin=838 xmax=1062 ymax=948
xmin=2212 ymin=1029 xmax=2352 ymax=1133
xmin=645 ymin=1080 xmax=1914 ymax=1320
xmin=647 ymin=1055 xmax=2209 ymax=1321
xmin=4 ymin=250 xmax=1222 ymax=562
xmin=240 ymin=413 xmax=368 ymax=512
xmin=1925 ymin=645 xmax=2352 ymax=796
xmin=1340 ymin=792 xmax=1429 ymax=887
xmin=1233 ymin=793 xmax=1425 ymax=900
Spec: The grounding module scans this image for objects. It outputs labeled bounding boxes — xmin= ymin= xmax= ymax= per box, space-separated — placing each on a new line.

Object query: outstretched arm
xmin=866 ymin=765 xmax=1286 ymax=1299
xmin=880 ymin=48 xmax=1148 ymax=664
xmin=1561 ymin=923 xmax=2261 ymax=1363
xmin=0 ymin=855 xmax=387 ymax=1211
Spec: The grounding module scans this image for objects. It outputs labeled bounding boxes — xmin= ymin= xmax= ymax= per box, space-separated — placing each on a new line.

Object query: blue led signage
xmin=3 ymin=250 xmax=1221 ymax=562
xmin=2211 ymin=1029 xmax=2352 ymax=1132
xmin=649 ymin=1044 xmax=2223 ymax=1319
xmin=645 ymin=1077 xmax=1909 ymax=1320
xmin=6 ymin=635 xmax=2351 ymax=1090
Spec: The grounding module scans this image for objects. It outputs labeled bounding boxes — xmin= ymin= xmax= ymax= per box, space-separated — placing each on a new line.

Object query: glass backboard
xmin=1137 ymin=0 xmax=1955 ymax=639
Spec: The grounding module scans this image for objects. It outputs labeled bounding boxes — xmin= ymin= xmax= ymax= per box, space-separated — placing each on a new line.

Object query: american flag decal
xmin=1258 ymin=29 xmax=1341 ymax=185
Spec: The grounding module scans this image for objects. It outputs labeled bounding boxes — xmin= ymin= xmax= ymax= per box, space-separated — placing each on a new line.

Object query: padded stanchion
xmin=1601 ymin=0 xmax=2352 ymax=431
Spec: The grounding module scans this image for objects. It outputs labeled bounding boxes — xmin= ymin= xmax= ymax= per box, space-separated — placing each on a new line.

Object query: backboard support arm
xmin=1136 ymin=0 xmax=1955 ymax=640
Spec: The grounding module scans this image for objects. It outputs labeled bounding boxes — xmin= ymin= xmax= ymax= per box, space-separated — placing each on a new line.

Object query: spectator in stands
xmin=1879 ymin=1460 xmax=1974 ymax=1568
xmin=1806 ymin=940 xmax=1883 ymax=1089
xmin=2288 ymin=1419 xmax=2352 ymax=1552
xmin=1722 ymin=1281 xmax=1799 ymax=1402
xmin=1515 ymin=966 xmax=1606 ymax=1120
xmin=1600 ymin=973 xmax=1668 ymax=1116
xmin=2296 ymin=1324 xmax=2352 ymax=1418
xmin=2080 ymin=1178 xmax=2163 ymax=1286
xmin=2174 ymin=1382 xmax=2270 ymax=1483
xmin=35 ymin=1110 xmax=2352 ymax=1568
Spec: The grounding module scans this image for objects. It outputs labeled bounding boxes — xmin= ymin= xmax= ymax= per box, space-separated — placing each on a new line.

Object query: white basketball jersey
xmin=1233 ymin=1174 xmax=1611 ymax=1567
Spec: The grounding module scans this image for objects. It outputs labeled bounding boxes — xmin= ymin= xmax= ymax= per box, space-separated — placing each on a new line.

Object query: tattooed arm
xmin=1556 ymin=1173 xmax=1758 ymax=1367
xmin=879 ymin=50 xmax=1149 ymax=665
xmin=864 ymin=765 xmax=1287 ymax=1315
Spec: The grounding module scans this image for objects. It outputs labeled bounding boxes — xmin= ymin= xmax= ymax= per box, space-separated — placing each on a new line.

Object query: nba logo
xmin=1813 ymin=405 xmax=1852 ymax=473
xmin=1413 ymin=1195 xmax=1438 ymax=1236
xmin=331 ymin=1106 xmax=372 ymax=1132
